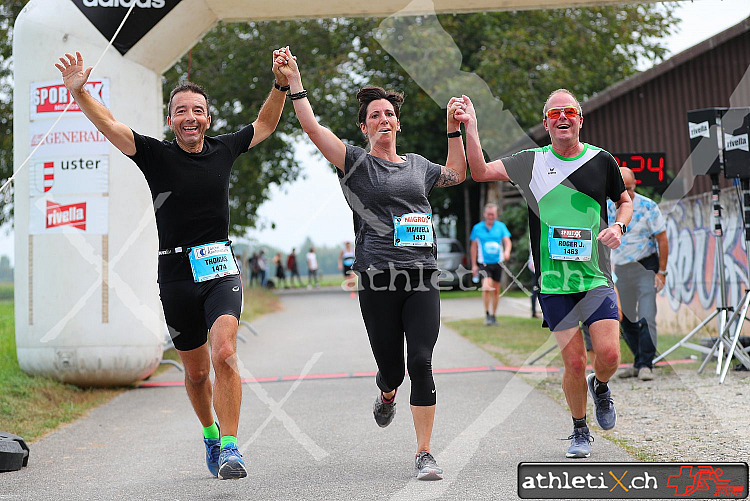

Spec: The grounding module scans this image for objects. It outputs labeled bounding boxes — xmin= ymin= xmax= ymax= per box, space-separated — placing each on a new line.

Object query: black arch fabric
xmin=71 ymin=0 xmax=182 ymax=55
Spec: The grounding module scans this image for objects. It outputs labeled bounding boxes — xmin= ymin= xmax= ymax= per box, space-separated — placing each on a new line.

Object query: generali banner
xmin=29 ymin=117 xmax=110 ymax=157
xmin=29 ymin=196 xmax=108 ymax=235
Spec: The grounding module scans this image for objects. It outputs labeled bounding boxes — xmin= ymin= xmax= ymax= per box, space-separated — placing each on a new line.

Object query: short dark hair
xmin=167 ymin=82 xmax=210 ymax=117
xmin=356 ymin=86 xmax=404 ymax=126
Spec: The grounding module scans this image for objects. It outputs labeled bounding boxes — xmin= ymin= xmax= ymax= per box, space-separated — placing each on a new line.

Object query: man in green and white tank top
xmin=457 ymin=89 xmax=632 ymax=459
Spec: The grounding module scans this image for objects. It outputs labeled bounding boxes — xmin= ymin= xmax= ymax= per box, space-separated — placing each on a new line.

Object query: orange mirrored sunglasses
xmin=544 ymin=106 xmax=581 ymax=119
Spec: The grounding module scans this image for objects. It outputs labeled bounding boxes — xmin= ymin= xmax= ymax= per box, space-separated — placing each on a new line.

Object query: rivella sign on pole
xmin=722 ymin=107 xmax=750 ymax=179
xmin=687 ymin=108 xmax=727 ymax=176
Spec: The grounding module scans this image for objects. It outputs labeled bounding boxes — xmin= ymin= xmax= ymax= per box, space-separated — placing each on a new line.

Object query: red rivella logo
xmin=666 ymin=465 xmax=743 ymax=497
xmin=46 ymin=200 xmax=87 ymax=230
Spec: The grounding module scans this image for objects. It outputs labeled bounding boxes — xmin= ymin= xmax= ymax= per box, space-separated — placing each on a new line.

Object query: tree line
xmin=1 ymin=4 xmax=679 ymax=279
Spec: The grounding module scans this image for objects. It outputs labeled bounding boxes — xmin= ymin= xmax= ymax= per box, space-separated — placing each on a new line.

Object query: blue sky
xmin=3 ymin=0 xmax=750 ymax=264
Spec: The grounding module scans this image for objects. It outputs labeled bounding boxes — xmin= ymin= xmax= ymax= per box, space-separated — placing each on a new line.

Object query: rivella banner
xmin=28 ymin=195 xmax=109 ymax=235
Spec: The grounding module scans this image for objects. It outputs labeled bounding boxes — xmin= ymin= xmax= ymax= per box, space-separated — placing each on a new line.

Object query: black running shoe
xmin=373 ymin=391 xmax=397 ymax=428
xmin=414 ymin=451 xmax=443 ymax=480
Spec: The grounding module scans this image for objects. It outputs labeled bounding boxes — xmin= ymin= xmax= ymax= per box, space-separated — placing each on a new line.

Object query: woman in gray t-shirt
xmin=277 ymin=47 xmax=467 ymax=480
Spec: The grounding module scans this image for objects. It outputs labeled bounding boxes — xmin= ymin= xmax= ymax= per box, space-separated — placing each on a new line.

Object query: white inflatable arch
xmin=13 ymin=0 xmax=622 ymax=385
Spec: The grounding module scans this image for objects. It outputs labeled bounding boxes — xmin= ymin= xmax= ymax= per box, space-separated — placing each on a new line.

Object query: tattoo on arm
xmin=435 ymin=166 xmax=459 ymax=187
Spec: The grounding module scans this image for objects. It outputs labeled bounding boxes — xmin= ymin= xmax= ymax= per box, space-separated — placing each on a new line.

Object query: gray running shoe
xmin=373 ymin=391 xmax=396 ymax=428
xmin=587 ymin=373 xmax=617 ymax=430
xmin=617 ymin=366 xmax=639 ymax=379
xmin=414 ymin=451 xmax=443 ymax=480
xmin=490 ymin=315 xmax=498 ymax=326
xmin=564 ymin=426 xmax=593 ymax=458
xmin=484 ymin=313 xmax=492 ymax=326
xmin=638 ymin=367 xmax=654 ymax=381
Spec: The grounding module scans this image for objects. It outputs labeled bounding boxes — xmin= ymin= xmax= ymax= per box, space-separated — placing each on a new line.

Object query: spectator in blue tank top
xmin=470 ymin=203 xmax=512 ymax=326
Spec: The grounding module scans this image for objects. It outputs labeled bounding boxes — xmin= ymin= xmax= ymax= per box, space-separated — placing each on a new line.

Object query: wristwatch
xmin=614 ymin=221 xmax=627 ymax=234
xmin=657 ymin=269 xmax=668 ymax=277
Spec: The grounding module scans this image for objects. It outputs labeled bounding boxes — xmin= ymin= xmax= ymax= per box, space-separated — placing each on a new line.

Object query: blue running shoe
xmin=204 ymin=436 xmax=221 ymax=477
xmin=218 ymin=444 xmax=247 ymax=480
xmin=564 ymin=426 xmax=593 ymax=458
xmin=587 ymin=373 xmax=616 ymax=430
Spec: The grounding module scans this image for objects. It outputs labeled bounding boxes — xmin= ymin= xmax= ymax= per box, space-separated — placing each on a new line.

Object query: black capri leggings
xmin=357 ymin=269 xmax=440 ymax=406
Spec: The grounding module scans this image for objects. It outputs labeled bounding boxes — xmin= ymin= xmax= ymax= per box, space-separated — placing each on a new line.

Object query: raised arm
xmin=455 ymin=95 xmax=510 ymax=182
xmin=55 ymin=52 xmax=135 ymax=156
xmin=434 ymin=97 xmax=467 ymax=188
xmin=248 ymin=48 xmax=288 ymax=149
xmin=276 ymin=47 xmax=346 ymax=171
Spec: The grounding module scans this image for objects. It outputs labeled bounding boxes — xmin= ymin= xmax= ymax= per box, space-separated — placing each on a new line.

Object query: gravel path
xmin=516 ymin=356 xmax=750 ymax=462
xmin=597 ymin=364 xmax=750 ymax=462
xmin=442 ymin=296 xmax=750 ymax=463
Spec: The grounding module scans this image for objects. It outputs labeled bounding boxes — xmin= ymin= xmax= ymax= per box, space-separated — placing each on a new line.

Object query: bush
xmin=0 ymin=282 xmax=13 ymax=302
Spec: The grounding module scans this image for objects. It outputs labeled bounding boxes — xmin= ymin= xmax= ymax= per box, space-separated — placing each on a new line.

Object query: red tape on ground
xmin=138 ymin=359 xmax=693 ymax=388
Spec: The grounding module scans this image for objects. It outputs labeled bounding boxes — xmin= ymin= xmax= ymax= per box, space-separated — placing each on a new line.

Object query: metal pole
xmin=653 ymin=175 xmax=732 ymax=367
xmin=719 ymin=178 xmax=750 ymax=383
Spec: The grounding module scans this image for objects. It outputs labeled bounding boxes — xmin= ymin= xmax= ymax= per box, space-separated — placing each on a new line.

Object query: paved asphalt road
xmin=1 ymin=289 xmax=632 ymax=500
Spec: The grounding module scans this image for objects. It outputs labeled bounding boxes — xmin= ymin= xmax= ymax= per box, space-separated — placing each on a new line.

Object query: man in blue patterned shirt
xmin=607 ymin=167 xmax=669 ymax=381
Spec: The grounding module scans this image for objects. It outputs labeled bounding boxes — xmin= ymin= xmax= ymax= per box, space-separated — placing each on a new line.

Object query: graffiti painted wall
xmin=658 ymin=187 xmax=749 ymax=336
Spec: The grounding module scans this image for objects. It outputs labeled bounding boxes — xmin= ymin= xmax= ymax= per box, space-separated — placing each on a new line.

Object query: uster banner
xmin=29 ymin=156 xmax=109 ymax=197
xmin=29 ymin=195 xmax=108 ymax=235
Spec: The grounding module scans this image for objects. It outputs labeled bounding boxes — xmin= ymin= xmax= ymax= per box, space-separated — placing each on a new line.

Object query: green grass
xmin=0 ymin=301 xmax=122 ymax=441
xmin=446 ymin=315 xmax=701 ymax=368
xmin=440 ymin=288 xmax=529 ymax=299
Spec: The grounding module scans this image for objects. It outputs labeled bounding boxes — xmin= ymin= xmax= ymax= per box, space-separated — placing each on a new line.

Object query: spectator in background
xmin=248 ymin=252 xmax=259 ymax=287
xmin=610 ymin=167 xmax=669 ymax=382
xmin=528 ymin=251 xmax=539 ymax=319
xmin=287 ymin=248 xmax=302 ymax=287
xmin=273 ymin=252 xmax=287 ymax=289
xmin=306 ymin=247 xmax=319 ymax=288
xmin=338 ymin=241 xmax=357 ymax=290
xmin=470 ymin=203 xmax=512 ymax=326
xmin=257 ymin=250 xmax=267 ymax=287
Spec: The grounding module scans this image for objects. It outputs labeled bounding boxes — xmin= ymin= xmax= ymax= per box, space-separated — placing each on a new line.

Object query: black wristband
xmin=274 ymin=81 xmax=290 ymax=92
xmin=288 ymin=90 xmax=308 ymax=101
xmin=447 ymin=130 xmax=462 ymax=138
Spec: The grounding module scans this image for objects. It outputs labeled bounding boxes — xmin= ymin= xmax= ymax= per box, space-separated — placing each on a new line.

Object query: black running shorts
xmin=158 ymin=275 xmax=243 ymax=351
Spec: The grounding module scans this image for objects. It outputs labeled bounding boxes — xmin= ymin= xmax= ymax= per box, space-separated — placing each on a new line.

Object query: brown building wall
xmin=582 ymin=28 xmax=750 ymax=195
xmin=529 ymin=19 xmax=750 ymax=196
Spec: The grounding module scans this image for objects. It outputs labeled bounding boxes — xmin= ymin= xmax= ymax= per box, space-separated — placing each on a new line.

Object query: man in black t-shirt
xmin=56 ymin=50 xmax=288 ymax=480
